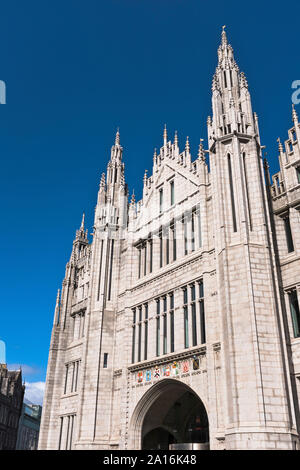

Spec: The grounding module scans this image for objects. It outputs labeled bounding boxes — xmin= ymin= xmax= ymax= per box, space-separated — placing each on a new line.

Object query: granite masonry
xmin=38 ymin=29 xmax=300 ymax=450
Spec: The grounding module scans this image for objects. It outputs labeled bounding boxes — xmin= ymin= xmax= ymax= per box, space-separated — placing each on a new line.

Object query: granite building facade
xmin=16 ymin=403 xmax=42 ymax=450
xmin=0 ymin=364 xmax=25 ymax=450
xmin=39 ymin=29 xmax=300 ymax=450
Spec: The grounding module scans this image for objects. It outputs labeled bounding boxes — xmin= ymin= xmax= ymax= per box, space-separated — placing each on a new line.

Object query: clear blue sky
xmin=0 ymin=0 xmax=299 ymax=403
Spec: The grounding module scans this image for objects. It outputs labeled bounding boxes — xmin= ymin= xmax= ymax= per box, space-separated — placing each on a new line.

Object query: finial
xmin=100 ymin=172 xmax=106 ymax=188
xmin=263 ymin=157 xmax=270 ymax=171
xmin=240 ymin=72 xmax=248 ymax=89
xmin=143 ymin=169 xmax=148 ymax=184
xmin=115 ymin=128 xmax=120 ymax=146
xmin=198 ymin=139 xmax=205 ymax=160
xmin=163 ymin=124 xmax=167 ymax=145
xmin=174 ymin=130 xmax=178 ymax=147
xmin=277 ymin=137 xmax=283 ymax=154
xmin=120 ymin=171 xmax=125 ymax=187
xmin=130 ymin=190 xmax=136 ymax=206
xmin=80 ymin=212 xmax=85 ymax=230
xmin=292 ymin=104 xmax=298 ymax=123
xmin=221 ymin=25 xmax=228 ymax=46
xmin=185 ymin=136 xmax=190 ymax=152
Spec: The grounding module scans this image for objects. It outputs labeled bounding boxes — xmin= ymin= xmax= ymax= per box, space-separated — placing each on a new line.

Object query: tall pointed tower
xmin=208 ymin=27 xmax=298 ymax=449
xmin=39 ymin=29 xmax=300 ymax=452
xmin=74 ymin=130 xmax=128 ymax=447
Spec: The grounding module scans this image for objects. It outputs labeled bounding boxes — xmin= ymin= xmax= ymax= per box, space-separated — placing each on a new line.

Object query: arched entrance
xmin=129 ymin=379 xmax=209 ymax=450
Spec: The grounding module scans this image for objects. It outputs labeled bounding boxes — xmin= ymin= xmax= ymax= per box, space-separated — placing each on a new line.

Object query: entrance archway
xmin=129 ymin=379 xmax=209 ymax=450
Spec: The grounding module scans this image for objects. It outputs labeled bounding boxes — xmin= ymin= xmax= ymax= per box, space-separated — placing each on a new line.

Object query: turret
xmin=94 ymin=130 xmax=128 ymax=229
xmin=72 ymin=213 xmax=89 ymax=261
xmin=209 ymin=26 xmax=256 ymax=144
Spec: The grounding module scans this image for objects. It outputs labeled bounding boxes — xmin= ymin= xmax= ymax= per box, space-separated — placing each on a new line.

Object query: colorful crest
xmin=137 ymin=371 xmax=143 ymax=383
xmin=145 ymin=370 xmax=151 ymax=382
xmin=182 ymin=360 xmax=189 ymax=373
xmin=163 ymin=365 xmax=171 ymax=377
xmin=154 ymin=367 xmax=160 ymax=380
xmin=192 ymin=356 xmax=200 ymax=370
xmin=171 ymin=361 xmax=179 ymax=376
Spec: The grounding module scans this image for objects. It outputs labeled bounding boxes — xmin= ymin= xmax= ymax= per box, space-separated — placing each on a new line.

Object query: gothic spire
xmin=80 ymin=212 xmax=85 ymax=230
xmin=221 ymin=25 xmax=228 ymax=47
xmin=100 ymin=172 xmax=106 ymax=188
xmin=115 ymin=128 xmax=120 ymax=146
xmin=217 ymin=25 xmax=238 ymax=69
xmin=174 ymin=130 xmax=178 ymax=147
xmin=292 ymin=104 xmax=298 ymax=124
xmin=110 ymin=128 xmax=123 ymax=163
xmin=185 ymin=136 xmax=190 ymax=153
xmin=277 ymin=137 xmax=284 ymax=154
xmin=163 ymin=124 xmax=168 ymax=146
xmin=130 ymin=190 xmax=136 ymax=206
xmin=198 ymin=139 xmax=205 ymax=161
xmin=143 ymin=169 xmax=148 ymax=185
xmin=240 ymin=72 xmax=248 ymax=89
xmin=53 ymin=289 xmax=60 ymax=326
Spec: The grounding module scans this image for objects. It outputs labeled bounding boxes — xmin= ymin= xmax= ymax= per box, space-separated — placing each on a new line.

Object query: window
xmin=131 ymin=309 xmax=136 ymax=363
xmin=224 ymin=70 xmax=227 ymax=88
xmin=64 ymin=365 xmax=69 ymax=394
xmin=191 ymin=284 xmax=197 ymax=346
xmin=138 ymin=247 xmax=141 ymax=279
xmin=103 ymin=353 xmax=108 ymax=368
xmin=191 ymin=208 xmax=196 ymax=252
xmin=171 ymin=220 xmax=177 ymax=261
xmin=183 ymin=215 xmax=188 ymax=256
xmin=58 ymin=417 xmax=63 ymax=450
xmin=169 ymin=293 xmax=175 ymax=353
xmin=166 ymin=227 xmax=170 ymax=265
xmin=228 ymin=154 xmax=237 ymax=232
xmin=149 ymin=238 xmax=153 ymax=273
xmin=289 ymin=290 xmax=300 ymax=338
xmin=183 ymin=287 xmax=189 ymax=348
xmin=144 ymin=304 xmax=148 ymax=360
xmin=241 ymin=114 xmax=245 ymax=133
xmin=291 ymin=130 xmax=297 ymax=142
xmin=296 ymin=167 xmax=300 ymax=184
xmin=284 ymin=215 xmax=294 ymax=253
xmin=156 ymin=299 xmax=160 ymax=357
xmin=197 ymin=207 xmax=202 ymax=248
xmin=64 ymin=361 xmax=80 ymax=394
xmin=58 ymin=415 xmax=76 ymax=450
xmin=144 ymin=242 xmax=147 ymax=276
xmin=159 ymin=188 xmax=164 ymax=213
xmin=163 ymin=297 xmax=167 ymax=354
xmin=107 ymin=239 xmax=114 ymax=301
xmin=170 ymin=180 xmax=175 ymax=205
xmin=74 ymin=361 xmax=80 ymax=391
xmin=138 ymin=306 xmax=142 ymax=362
xmin=72 ymin=312 xmax=85 ymax=341
xmin=182 ymin=280 xmax=205 ymax=349
xmin=159 ymin=227 xmax=163 ymax=268
xmin=199 ymin=280 xmax=206 ymax=344
xmin=131 ymin=303 xmax=148 ymax=364
xmin=243 ymin=153 xmax=252 ymax=231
